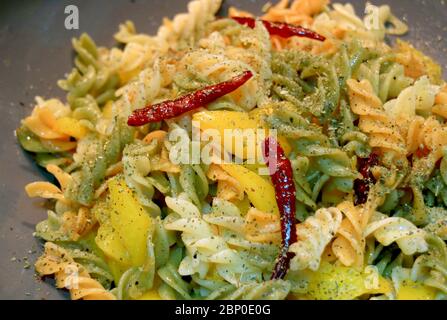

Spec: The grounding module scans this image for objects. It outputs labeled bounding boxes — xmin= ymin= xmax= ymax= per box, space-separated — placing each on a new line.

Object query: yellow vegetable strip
xmin=220 ymin=163 xmax=279 ymax=215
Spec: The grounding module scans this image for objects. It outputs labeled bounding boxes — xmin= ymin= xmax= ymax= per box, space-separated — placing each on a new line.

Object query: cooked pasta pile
xmin=19 ymin=0 xmax=447 ymax=300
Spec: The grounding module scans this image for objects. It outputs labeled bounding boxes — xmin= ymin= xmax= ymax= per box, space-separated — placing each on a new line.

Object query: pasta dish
xmin=18 ymin=0 xmax=447 ymax=300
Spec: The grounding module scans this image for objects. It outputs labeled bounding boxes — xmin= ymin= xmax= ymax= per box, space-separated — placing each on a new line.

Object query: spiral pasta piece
xmin=58 ymin=34 xmax=119 ymax=106
xmin=406 ymin=116 xmax=447 ymax=173
xmin=61 ymin=207 xmax=96 ymax=241
xmin=271 ymin=50 xmax=339 ymax=119
xmin=115 ymin=58 xmax=166 ymax=114
xmin=204 ymin=199 xmax=278 ymax=273
xmin=22 ymin=98 xmax=72 ymax=140
xmin=332 ymin=201 xmax=364 ymax=267
xmin=424 ymin=208 xmax=447 ymax=241
xmin=206 ymin=279 xmax=291 ymax=300
xmin=35 ymin=243 xmax=115 ymax=300
xmin=263 ymin=0 xmax=328 ymax=25
xmin=393 ymin=79 xmax=446 ymax=162
xmin=207 ymin=164 xmax=244 ymax=202
xmin=244 ymin=207 xmax=281 ymax=245
xmin=156 ymin=0 xmax=222 ymax=49
xmin=122 ymin=141 xmax=162 ymax=215
xmin=383 ymin=76 xmax=440 ymax=124
xmin=28 ymin=164 xmax=92 ymax=242
xmin=112 ymin=21 xmax=162 ymax=85
xmin=411 ymin=235 xmax=447 ymax=294
xmin=265 ymin=102 xmax=359 ymax=205
xmin=20 ymin=97 xmax=84 ymax=154
xmin=355 ymin=55 xmax=413 ymax=103
xmin=164 ymin=195 xmax=262 ymax=285
xmin=174 ymin=24 xmax=271 ymax=111
xmin=25 ymin=181 xmax=66 ymax=202
xmin=432 ymin=86 xmax=447 ymax=121
xmin=313 ymin=2 xmax=407 ymax=44
xmin=394 ymin=40 xmax=443 ymax=85
xmin=364 ymin=212 xmax=428 ymax=256
xmin=347 ymin=78 xmax=407 ymax=162
xmin=65 ymin=117 xmax=134 ymax=206
xmin=290 ymin=207 xmax=342 ymax=271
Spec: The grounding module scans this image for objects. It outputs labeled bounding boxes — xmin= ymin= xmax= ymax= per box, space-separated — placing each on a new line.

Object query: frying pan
xmin=0 ymin=0 xmax=445 ymax=299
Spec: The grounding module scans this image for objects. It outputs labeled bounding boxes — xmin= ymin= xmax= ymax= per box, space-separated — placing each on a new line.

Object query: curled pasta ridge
xmin=290 ymin=207 xmax=342 ymax=271
xmin=364 ymin=212 xmax=428 ymax=256
xmin=35 ymin=243 xmax=115 ymax=300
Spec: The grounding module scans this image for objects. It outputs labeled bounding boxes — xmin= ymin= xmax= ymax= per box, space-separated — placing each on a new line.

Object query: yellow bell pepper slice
xmin=397 ymin=280 xmax=437 ymax=300
xmin=194 ymin=110 xmax=261 ymax=131
xmin=193 ymin=110 xmax=291 ymax=160
xmin=53 ymin=117 xmax=88 ymax=140
xmin=220 ymin=163 xmax=279 ymax=215
xmin=106 ymin=257 xmax=130 ymax=285
xmin=94 ymin=194 xmax=132 ymax=269
xmin=107 ymin=178 xmax=154 ymax=267
xmin=96 ymin=219 xmax=131 ymax=267
xmin=300 ymin=262 xmax=392 ymax=300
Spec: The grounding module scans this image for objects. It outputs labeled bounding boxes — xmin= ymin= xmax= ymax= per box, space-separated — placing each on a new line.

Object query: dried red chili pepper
xmin=415 ymin=146 xmax=430 ymax=159
xmin=127 ymin=71 xmax=253 ymax=126
xmin=263 ymin=137 xmax=297 ymax=280
xmin=232 ymin=17 xmax=326 ymax=42
xmin=354 ymin=152 xmax=379 ymax=205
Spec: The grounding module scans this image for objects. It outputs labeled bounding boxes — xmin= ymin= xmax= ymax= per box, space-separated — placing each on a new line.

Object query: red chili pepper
xmin=415 ymin=146 xmax=430 ymax=159
xmin=354 ymin=153 xmax=379 ymax=205
xmin=263 ymin=137 xmax=297 ymax=280
xmin=127 ymin=71 xmax=253 ymax=126
xmin=232 ymin=17 xmax=326 ymax=42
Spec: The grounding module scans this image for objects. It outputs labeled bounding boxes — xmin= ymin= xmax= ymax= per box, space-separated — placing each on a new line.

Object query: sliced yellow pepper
xmin=220 ymin=163 xmax=279 ymax=215
xmin=94 ymin=195 xmax=132 ymax=281
xmin=96 ymin=219 xmax=131 ymax=266
xmin=297 ymin=262 xmax=392 ymax=300
xmin=95 ymin=178 xmax=153 ymax=274
xmin=194 ymin=110 xmax=261 ymax=131
xmin=108 ymin=178 xmax=154 ymax=267
xmin=53 ymin=117 xmax=88 ymax=140
xmin=106 ymin=257 xmax=130 ymax=285
xmin=397 ymin=280 xmax=437 ymax=300
xmin=242 ymin=162 xmax=271 ymax=183
xmin=193 ymin=110 xmax=291 ymax=160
